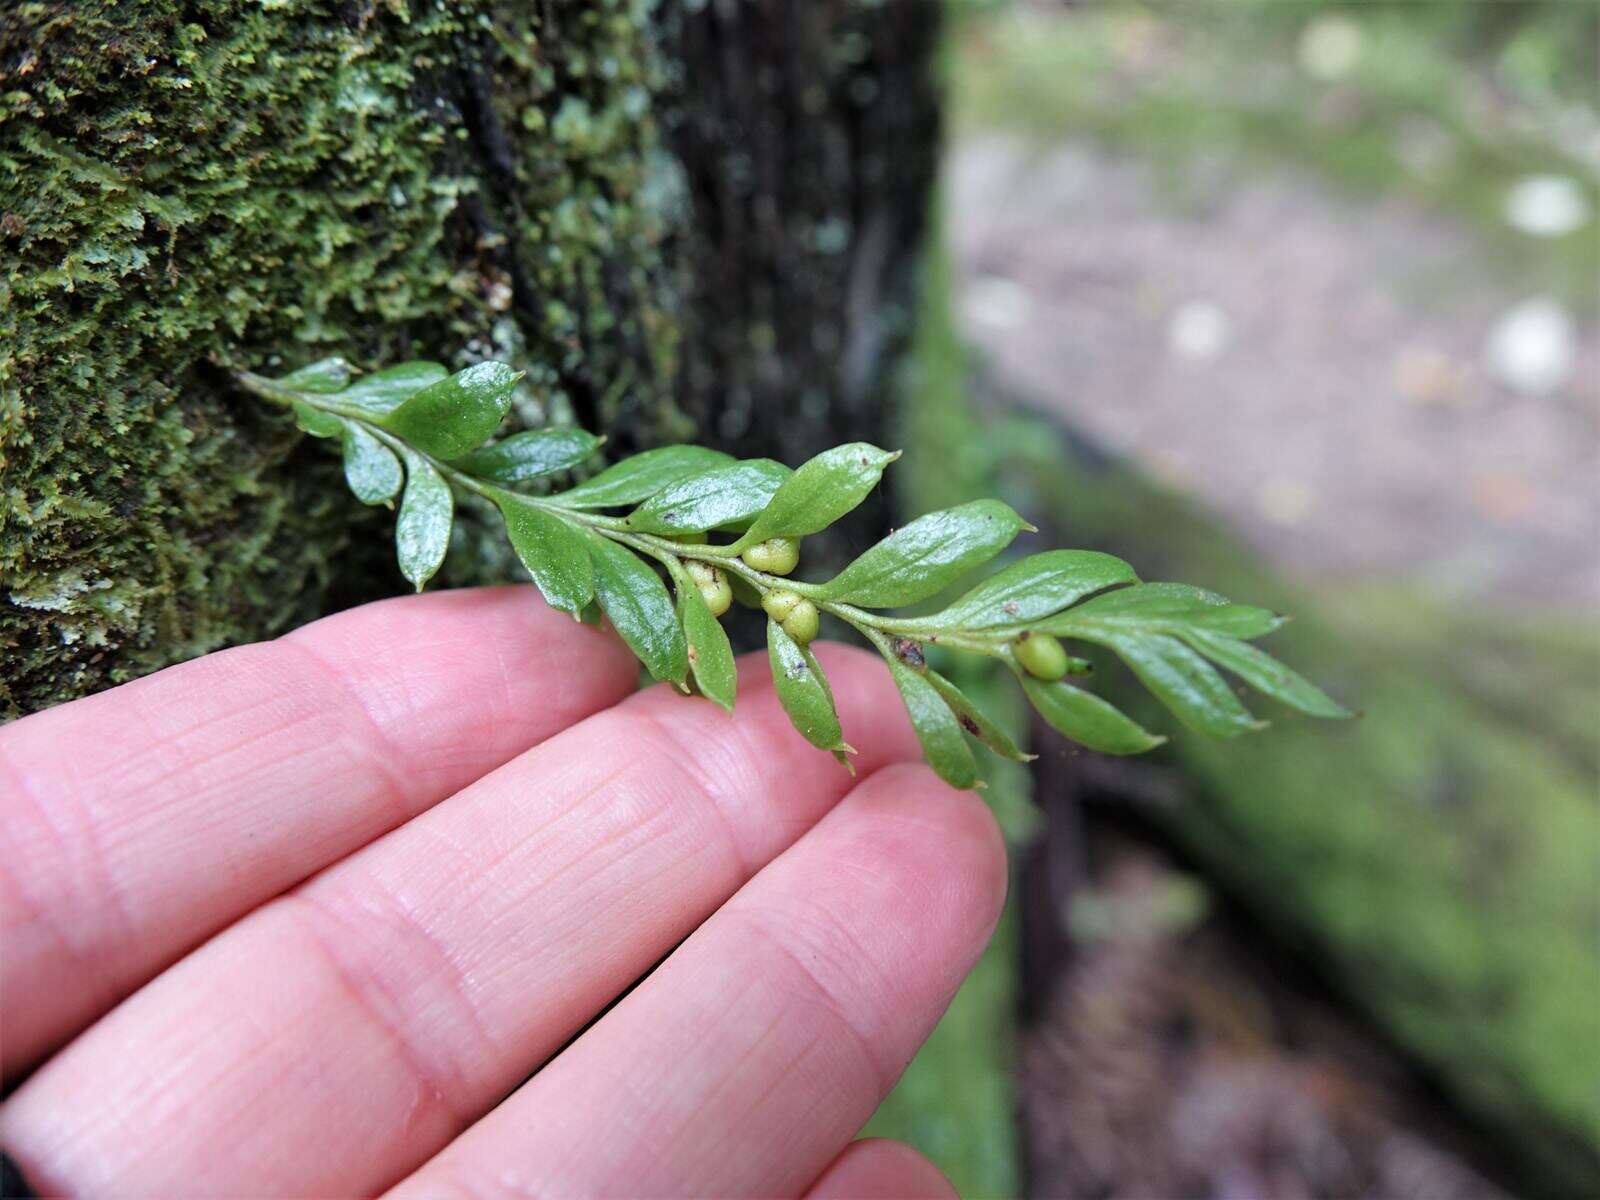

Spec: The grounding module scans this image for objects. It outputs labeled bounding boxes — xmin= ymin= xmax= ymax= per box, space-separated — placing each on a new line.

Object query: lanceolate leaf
xmin=732 ymin=443 xmax=898 ymax=552
xmin=922 ymin=550 xmax=1137 ymax=630
xmin=624 ymin=459 xmax=791 ymax=536
xmin=379 ymin=362 xmax=520 ymax=460
xmin=341 ymin=423 xmax=403 ymax=505
xmin=496 ymin=496 xmax=595 ymax=615
xmin=551 ymin=445 xmax=736 ymax=509
xmin=1020 ymin=674 xmax=1165 ymax=755
xmin=339 ymin=362 xmax=450 ymax=415
xmin=768 ymin=620 xmax=848 ymax=755
xmin=454 ymin=428 xmax=603 ymax=485
xmin=280 ymin=357 xmax=352 ymax=393
xmin=885 ymin=657 xmax=978 ymax=789
xmin=394 ymin=450 xmax=452 ymax=591
xmin=816 ymin=499 xmax=1030 ymax=608
xmin=1039 ymin=582 xmax=1285 ymax=640
xmin=588 ymin=537 xmax=687 ymax=686
xmin=1182 ymin=604 xmax=1287 ymax=639
xmin=674 ymin=567 xmax=737 ymax=711
xmin=1084 ymin=582 xmax=1231 ymax=610
xmin=1180 ymin=628 xmax=1351 ymax=718
xmin=1098 ymin=633 xmax=1263 ymax=737
xmin=924 ymin=668 xmax=1033 ymax=763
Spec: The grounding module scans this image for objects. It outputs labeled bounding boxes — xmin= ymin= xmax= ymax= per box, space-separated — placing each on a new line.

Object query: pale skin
xmin=0 ymin=586 xmax=1006 ymax=1198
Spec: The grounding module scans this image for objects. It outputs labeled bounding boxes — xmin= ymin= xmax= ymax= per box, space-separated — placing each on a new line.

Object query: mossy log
xmin=0 ymin=0 xmax=940 ymax=715
xmin=996 ymin=406 xmax=1600 ymax=1197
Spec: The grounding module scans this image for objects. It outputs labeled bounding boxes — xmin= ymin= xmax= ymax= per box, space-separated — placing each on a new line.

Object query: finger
xmin=0 ymin=585 xmax=637 ymax=1077
xmin=805 ymin=1140 xmax=959 ymax=1200
xmin=0 ymin=646 xmax=927 ymax=1200
xmin=386 ymin=763 xmax=1006 ymax=1200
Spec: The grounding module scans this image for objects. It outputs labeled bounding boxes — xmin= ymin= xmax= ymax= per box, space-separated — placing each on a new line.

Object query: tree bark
xmin=0 ymin=0 xmax=941 ymax=715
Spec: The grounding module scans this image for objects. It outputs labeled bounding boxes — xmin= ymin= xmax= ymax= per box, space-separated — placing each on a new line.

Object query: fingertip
xmin=842 ymin=762 xmax=1010 ymax=941
xmin=806 ymin=1139 xmax=958 ymax=1200
xmin=287 ymin=585 xmax=639 ymax=762
xmin=797 ymin=641 xmax=926 ymax=772
xmin=719 ymin=640 xmax=922 ymax=775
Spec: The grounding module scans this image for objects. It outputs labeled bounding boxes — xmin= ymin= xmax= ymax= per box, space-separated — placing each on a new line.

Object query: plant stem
xmin=246 ymin=374 xmax=1016 ymax=661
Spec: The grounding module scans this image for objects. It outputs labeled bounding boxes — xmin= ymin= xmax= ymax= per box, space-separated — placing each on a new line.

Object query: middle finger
xmin=0 ymin=646 xmax=921 ymax=1200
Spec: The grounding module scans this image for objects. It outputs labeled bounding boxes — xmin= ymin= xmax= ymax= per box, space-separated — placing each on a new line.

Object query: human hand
xmin=0 ymin=587 xmax=1005 ymax=1198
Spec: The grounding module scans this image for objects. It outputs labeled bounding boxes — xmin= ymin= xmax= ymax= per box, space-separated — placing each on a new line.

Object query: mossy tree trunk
xmin=0 ymin=0 xmax=941 ymax=716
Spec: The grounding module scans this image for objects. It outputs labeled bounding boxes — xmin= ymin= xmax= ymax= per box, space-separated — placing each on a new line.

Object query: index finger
xmin=0 ymin=586 xmax=637 ymax=1078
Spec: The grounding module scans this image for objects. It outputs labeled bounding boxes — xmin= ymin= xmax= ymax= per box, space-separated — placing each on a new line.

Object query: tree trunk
xmin=0 ymin=0 xmax=941 ymax=716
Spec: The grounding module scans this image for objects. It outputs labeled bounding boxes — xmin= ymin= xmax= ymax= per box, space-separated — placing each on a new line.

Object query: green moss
xmin=1 ymin=0 xmax=683 ymax=714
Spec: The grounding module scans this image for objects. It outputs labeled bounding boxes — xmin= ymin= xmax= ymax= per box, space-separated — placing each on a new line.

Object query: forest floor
xmin=948 ymin=134 xmax=1597 ymax=607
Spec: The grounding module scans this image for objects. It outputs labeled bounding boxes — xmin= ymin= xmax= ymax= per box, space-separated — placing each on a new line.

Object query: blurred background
xmin=867 ymin=3 xmax=1599 ymax=1197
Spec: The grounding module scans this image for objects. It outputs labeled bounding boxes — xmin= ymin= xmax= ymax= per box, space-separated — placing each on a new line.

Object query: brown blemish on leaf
xmin=892 ymin=637 xmax=925 ymax=669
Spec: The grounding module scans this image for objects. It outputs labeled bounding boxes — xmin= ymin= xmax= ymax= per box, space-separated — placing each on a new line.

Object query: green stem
xmin=250 ymin=374 xmax=1013 ymax=659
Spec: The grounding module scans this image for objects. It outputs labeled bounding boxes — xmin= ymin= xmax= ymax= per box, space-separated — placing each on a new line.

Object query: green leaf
xmin=674 ymin=566 xmax=737 ymax=711
xmin=922 ymin=549 xmax=1137 ymax=630
xmin=731 ymin=443 xmax=898 ymax=552
xmin=1180 ymin=628 xmax=1351 ymax=718
xmin=1184 ymin=604 xmax=1286 ymax=639
xmin=816 ymin=499 xmax=1030 ymax=608
xmin=339 ymin=362 xmax=450 ymax=415
xmin=768 ymin=620 xmax=848 ymax=755
xmin=588 ymin=536 xmax=687 ymax=686
xmin=1039 ymin=582 xmax=1284 ymax=640
xmin=454 ymin=428 xmax=603 ymax=486
xmin=496 ymin=496 xmax=595 ymax=615
xmin=291 ymin=400 xmax=343 ymax=439
xmin=394 ymin=450 xmax=452 ymax=591
xmin=280 ymin=357 xmax=352 ymax=393
xmin=885 ymin=657 xmax=978 ymax=789
xmin=550 ymin=445 xmax=736 ymax=509
xmin=624 ymin=459 xmax=791 ymax=536
xmin=1100 ymin=633 xmax=1264 ymax=738
xmin=342 ymin=423 xmax=402 ymax=505
xmin=1019 ymin=674 xmax=1165 ymax=754
xmin=1069 ymin=582 xmax=1229 ymax=614
xmin=923 ymin=668 xmax=1032 ymax=763
xmin=379 ymin=361 xmax=520 ymax=460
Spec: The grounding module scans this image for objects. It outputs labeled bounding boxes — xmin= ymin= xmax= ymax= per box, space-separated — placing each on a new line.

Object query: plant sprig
xmin=239 ymin=357 xmax=1351 ymax=789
